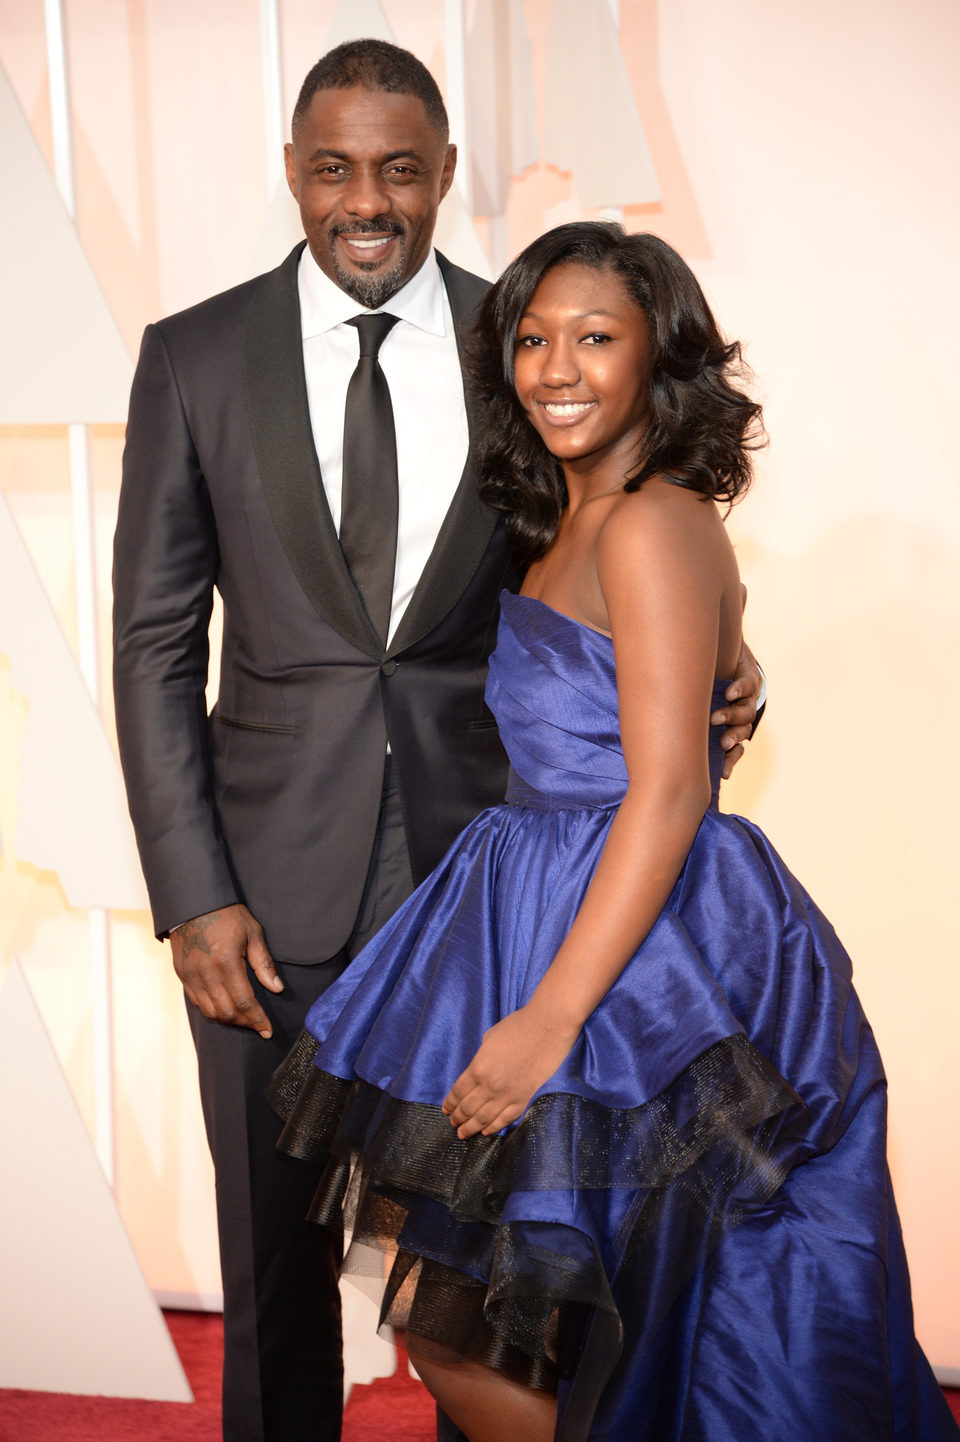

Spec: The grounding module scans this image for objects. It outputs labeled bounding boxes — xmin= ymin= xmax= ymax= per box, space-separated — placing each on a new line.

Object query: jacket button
xmin=380 ymin=659 xmax=397 ymax=676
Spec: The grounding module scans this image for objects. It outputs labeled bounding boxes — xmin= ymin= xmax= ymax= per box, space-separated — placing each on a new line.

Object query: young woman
xmin=270 ymin=223 xmax=957 ymax=1441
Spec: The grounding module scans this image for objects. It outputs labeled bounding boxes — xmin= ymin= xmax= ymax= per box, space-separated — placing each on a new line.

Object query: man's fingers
xmin=185 ymin=981 xmax=273 ymax=1037
xmin=217 ymin=960 xmax=274 ymax=1036
xmin=205 ymin=969 xmax=274 ymax=1036
xmin=247 ymin=932 xmax=283 ymax=993
xmin=711 ymin=698 xmax=757 ymax=728
xmin=226 ymin=989 xmax=274 ymax=1038
xmin=178 ymin=951 xmax=274 ymax=1036
xmin=722 ymin=742 xmax=745 ymax=780
xmin=719 ymin=723 xmax=751 ymax=751
xmin=180 ymin=979 xmax=207 ymax=1017
xmin=172 ymin=906 xmax=277 ymax=1036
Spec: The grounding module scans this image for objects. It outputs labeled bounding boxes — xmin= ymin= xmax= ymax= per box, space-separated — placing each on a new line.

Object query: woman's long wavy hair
xmin=470 ymin=222 xmax=765 ymax=568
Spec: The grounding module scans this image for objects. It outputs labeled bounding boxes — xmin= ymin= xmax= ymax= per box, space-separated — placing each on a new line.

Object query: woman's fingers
xmin=481 ymin=1104 xmax=522 ymax=1136
xmin=441 ymin=1071 xmax=474 ymax=1117
xmin=454 ymin=1095 xmax=521 ymax=1139
xmin=454 ymin=1111 xmax=486 ymax=1140
xmin=460 ymin=1096 xmax=510 ymax=1138
xmin=444 ymin=1080 xmax=485 ymax=1128
xmin=444 ymin=1078 xmax=523 ymax=1137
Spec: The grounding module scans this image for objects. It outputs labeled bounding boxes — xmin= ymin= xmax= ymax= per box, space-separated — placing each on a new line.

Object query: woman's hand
xmin=442 ymin=1005 xmax=580 ymax=1139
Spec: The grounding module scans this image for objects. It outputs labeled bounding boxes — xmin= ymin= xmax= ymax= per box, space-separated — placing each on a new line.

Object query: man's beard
xmin=330 ymin=222 xmax=407 ymax=309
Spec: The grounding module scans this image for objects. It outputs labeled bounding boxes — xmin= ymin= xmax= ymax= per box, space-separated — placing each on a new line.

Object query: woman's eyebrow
xmin=519 ymin=309 xmax=620 ymax=323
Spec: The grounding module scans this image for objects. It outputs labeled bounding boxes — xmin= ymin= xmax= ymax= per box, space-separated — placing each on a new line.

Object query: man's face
xmin=285 ymin=85 xmax=456 ymax=308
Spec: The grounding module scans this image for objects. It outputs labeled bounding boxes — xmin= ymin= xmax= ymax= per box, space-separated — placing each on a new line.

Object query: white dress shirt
xmin=297 ymin=245 xmax=470 ymax=645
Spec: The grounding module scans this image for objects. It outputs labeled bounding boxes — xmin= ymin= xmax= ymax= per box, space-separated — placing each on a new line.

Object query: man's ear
xmin=438 ymin=143 xmax=457 ymax=203
xmin=284 ymin=142 xmax=298 ymax=201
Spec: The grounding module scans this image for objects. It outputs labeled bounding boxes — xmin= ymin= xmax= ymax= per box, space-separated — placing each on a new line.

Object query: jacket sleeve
xmin=112 ymin=322 xmax=240 ymax=936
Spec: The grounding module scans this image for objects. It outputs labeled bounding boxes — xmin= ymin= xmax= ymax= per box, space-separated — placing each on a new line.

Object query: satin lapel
xmin=243 ymin=243 xmax=383 ymax=660
xmin=387 ymin=254 xmax=497 ymax=658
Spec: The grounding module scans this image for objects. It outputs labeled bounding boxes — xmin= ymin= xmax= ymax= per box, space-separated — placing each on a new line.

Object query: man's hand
xmin=171 ymin=904 xmax=283 ymax=1038
xmin=442 ymin=1006 xmax=579 ymax=1139
xmin=711 ymin=637 xmax=762 ymax=780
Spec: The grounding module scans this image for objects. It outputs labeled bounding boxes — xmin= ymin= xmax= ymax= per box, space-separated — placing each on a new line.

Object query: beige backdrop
xmin=1 ymin=0 xmax=958 ymax=1380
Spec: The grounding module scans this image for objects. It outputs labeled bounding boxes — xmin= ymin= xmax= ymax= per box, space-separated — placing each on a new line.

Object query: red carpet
xmin=0 ymin=1311 xmax=435 ymax=1441
xmin=0 ymin=1309 xmax=957 ymax=1438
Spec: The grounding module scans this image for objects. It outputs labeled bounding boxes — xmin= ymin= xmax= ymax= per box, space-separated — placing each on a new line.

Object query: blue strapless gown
xmin=271 ymin=592 xmax=956 ymax=1441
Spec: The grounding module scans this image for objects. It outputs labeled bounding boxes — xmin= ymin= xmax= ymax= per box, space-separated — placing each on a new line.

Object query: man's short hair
xmin=292 ymin=39 xmax=450 ymax=141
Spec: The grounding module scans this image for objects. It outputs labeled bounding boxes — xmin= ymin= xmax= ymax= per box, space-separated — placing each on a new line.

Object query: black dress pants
xmin=189 ymin=758 xmax=425 ymax=1442
xmin=190 ymin=958 xmax=345 ymax=1441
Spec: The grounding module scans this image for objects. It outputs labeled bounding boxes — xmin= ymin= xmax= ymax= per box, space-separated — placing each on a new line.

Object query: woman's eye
xmin=583 ymin=332 xmax=612 ymax=345
xmin=517 ymin=335 xmax=545 ymax=347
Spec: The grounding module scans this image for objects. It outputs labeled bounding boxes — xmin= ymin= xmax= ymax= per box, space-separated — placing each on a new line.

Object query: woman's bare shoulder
xmin=596 ymin=477 xmax=729 ymax=571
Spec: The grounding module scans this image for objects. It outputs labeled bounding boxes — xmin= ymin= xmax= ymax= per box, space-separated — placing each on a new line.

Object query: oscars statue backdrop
xmin=1 ymin=0 xmax=958 ymax=1400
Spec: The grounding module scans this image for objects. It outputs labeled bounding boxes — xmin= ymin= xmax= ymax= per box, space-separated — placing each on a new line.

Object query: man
xmin=113 ymin=39 xmax=759 ymax=1442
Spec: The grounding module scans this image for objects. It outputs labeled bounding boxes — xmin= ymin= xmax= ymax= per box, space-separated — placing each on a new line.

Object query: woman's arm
xmin=443 ymin=485 xmax=740 ymax=1137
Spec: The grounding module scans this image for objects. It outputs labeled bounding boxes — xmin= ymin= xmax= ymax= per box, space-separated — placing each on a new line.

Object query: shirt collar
xmin=297 ymin=244 xmax=447 ymax=340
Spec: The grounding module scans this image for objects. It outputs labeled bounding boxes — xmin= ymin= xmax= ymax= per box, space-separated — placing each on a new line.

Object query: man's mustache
xmin=330 ymin=220 xmax=404 ymax=237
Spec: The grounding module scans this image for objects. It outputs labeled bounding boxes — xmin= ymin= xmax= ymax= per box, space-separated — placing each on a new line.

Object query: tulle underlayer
xmin=268 ymin=1026 xmax=803 ymax=1427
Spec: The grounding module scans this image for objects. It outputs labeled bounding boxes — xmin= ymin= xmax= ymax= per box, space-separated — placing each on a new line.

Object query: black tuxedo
xmin=113 ymin=243 xmax=512 ymax=1441
xmin=114 ymin=242 xmax=512 ymax=959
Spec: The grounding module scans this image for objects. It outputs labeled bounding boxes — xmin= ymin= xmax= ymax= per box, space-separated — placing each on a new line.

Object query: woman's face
xmin=513 ymin=262 xmax=653 ymax=475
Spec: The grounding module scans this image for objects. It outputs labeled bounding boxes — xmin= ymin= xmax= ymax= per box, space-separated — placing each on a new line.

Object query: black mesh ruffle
xmin=266 ymin=1032 xmax=803 ymax=1440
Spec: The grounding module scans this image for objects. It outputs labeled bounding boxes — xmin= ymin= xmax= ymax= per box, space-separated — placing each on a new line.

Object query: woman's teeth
xmin=543 ymin=401 xmax=594 ymax=416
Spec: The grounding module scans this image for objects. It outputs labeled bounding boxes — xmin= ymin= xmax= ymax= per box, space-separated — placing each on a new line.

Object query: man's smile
xmin=333 ymin=227 xmax=404 ymax=268
xmin=346 ymin=235 xmax=393 ymax=251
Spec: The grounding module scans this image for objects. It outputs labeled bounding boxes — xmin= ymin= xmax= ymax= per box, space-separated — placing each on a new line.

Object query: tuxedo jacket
xmin=113 ymin=243 xmax=514 ymax=963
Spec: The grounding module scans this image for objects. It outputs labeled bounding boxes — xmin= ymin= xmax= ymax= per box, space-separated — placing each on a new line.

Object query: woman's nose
xmin=540 ymin=342 xmax=580 ymax=387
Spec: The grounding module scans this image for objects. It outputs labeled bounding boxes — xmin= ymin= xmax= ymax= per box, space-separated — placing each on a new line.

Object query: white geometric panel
xmin=544 ymin=0 xmax=660 ymax=210
xmin=324 ymin=0 xmax=394 ymax=49
xmin=0 ymin=960 xmax=191 ymax=1400
xmin=433 ymin=185 xmax=494 ymax=280
xmin=0 ymin=64 xmax=132 ymax=423
xmin=0 ymin=493 xmax=148 ymax=910
xmin=466 ymin=0 xmax=538 ymax=217
xmin=250 ymin=177 xmax=305 ymax=276
xmin=341 ymin=1283 xmax=397 ymax=1403
xmin=60 ymin=0 xmax=142 ymax=248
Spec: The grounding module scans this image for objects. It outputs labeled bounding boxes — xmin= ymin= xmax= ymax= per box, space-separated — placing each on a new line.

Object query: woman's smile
xmin=538 ymin=399 xmax=598 ymax=424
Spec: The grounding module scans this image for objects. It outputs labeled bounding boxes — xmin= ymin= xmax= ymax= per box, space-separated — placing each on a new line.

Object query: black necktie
xmin=340 ymin=312 xmax=400 ymax=643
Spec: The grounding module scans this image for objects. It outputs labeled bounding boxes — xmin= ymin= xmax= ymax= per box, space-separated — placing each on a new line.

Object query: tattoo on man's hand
xmin=178 ymin=912 xmax=222 ymax=958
